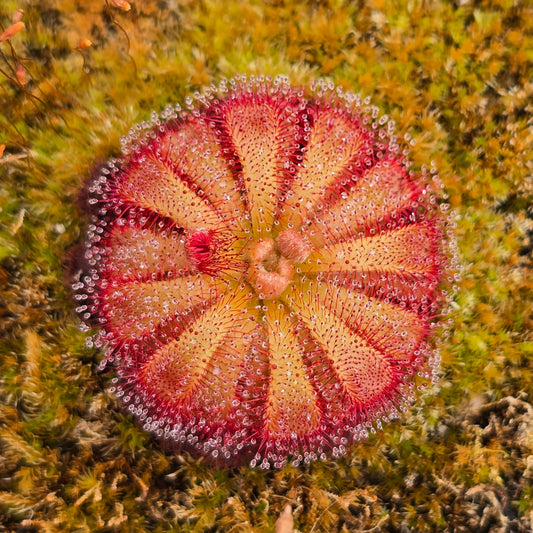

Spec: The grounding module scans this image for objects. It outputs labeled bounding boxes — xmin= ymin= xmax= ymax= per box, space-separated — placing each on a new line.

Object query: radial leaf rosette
xmin=73 ymin=75 xmax=455 ymax=468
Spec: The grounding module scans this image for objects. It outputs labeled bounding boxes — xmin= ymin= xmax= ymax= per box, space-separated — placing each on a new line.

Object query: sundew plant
xmin=72 ymin=74 xmax=456 ymax=469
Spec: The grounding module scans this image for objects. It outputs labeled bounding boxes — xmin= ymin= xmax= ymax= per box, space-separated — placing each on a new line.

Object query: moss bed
xmin=0 ymin=0 xmax=532 ymax=531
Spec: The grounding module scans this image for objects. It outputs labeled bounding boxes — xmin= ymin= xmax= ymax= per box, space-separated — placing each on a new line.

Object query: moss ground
xmin=0 ymin=0 xmax=532 ymax=531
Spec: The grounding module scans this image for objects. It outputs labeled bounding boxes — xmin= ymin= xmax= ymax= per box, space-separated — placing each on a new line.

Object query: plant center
xmin=246 ymin=229 xmax=312 ymax=299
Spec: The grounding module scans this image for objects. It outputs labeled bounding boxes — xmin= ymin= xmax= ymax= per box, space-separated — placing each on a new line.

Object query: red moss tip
xmin=71 ymin=75 xmax=457 ymax=468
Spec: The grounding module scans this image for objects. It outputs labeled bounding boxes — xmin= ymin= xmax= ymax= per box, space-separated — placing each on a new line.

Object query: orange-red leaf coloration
xmin=72 ymin=76 xmax=456 ymax=468
xmin=0 ymin=21 xmax=25 ymax=42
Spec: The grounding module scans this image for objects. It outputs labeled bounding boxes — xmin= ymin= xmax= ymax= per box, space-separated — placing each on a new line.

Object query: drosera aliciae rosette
xmin=71 ymin=74 xmax=458 ymax=469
